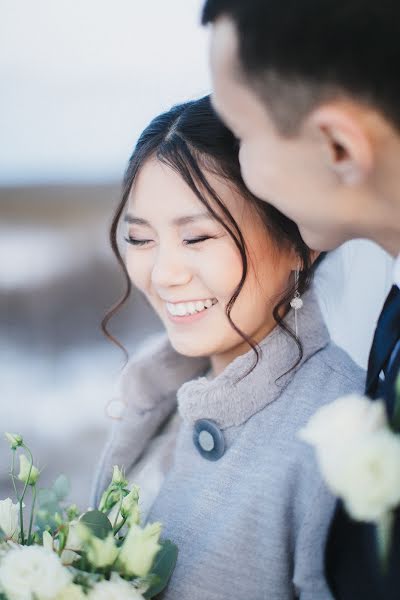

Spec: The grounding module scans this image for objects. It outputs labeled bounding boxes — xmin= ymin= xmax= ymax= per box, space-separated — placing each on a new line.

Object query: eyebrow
xmin=123 ymin=211 xmax=214 ymax=227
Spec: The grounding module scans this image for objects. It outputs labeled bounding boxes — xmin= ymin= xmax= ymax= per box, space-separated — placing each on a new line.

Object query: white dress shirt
xmin=394 ymin=253 xmax=400 ymax=289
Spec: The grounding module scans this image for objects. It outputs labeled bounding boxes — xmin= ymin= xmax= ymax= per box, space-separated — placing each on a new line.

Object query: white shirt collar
xmin=394 ymin=254 xmax=400 ymax=289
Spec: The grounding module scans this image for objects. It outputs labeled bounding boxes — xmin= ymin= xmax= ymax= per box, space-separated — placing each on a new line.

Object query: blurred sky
xmin=0 ymin=0 xmax=210 ymax=185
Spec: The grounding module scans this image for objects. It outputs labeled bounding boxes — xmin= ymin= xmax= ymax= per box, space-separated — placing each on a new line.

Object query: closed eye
xmin=183 ymin=236 xmax=213 ymax=245
xmin=124 ymin=235 xmax=214 ymax=246
xmin=124 ymin=236 xmax=151 ymax=246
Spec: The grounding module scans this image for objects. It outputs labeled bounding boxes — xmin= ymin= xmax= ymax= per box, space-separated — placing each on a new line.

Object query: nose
xmin=151 ymin=245 xmax=192 ymax=289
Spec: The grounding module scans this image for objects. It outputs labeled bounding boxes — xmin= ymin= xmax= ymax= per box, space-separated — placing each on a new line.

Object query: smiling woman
xmin=92 ymin=95 xmax=365 ymax=600
xmin=123 ymin=157 xmax=301 ymax=374
xmin=102 ymin=95 xmax=319 ymax=377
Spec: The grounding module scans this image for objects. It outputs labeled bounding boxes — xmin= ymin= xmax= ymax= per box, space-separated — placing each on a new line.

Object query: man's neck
xmin=371 ymin=135 xmax=400 ymax=257
xmin=372 ymin=232 xmax=400 ymax=258
xmin=370 ymin=199 xmax=400 ymax=257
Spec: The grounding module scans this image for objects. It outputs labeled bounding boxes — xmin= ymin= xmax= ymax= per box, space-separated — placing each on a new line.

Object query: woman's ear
xmin=289 ymin=249 xmax=320 ymax=271
xmin=308 ymin=102 xmax=374 ymax=185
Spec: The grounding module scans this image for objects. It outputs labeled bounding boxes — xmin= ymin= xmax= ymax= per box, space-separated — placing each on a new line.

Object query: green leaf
xmin=144 ymin=539 xmax=178 ymax=598
xmin=53 ymin=475 xmax=70 ymax=501
xmin=37 ymin=488 xmax=59 ymax=511
xmin=35 ymin=487 xmax=63 ymax=533
xmin=70 ymin=568 xmax=103 ymax=591
xmin=35 ymin=511 xmax=56 ymax=534
xmin=80 ymin=510 xmax=113 ymax=540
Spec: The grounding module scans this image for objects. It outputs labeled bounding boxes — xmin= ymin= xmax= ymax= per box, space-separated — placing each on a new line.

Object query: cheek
xmin=241 ymin=249 xmax=288 ymax=307
xmin=239 ymin=141 xmax=276 ymax=201
xmin=199 ymin=243 xmax=243 ymax=301
xmin=125 ymin=250 xmax=152 ymax=294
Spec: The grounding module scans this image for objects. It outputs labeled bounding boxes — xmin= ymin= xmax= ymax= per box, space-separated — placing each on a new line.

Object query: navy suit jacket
xmin=325 ymin=304 xmax=400 ymax=599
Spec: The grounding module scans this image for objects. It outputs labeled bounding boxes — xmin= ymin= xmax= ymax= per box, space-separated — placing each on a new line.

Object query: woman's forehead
xmin=128 ymin=157 xmax=248 ymax=220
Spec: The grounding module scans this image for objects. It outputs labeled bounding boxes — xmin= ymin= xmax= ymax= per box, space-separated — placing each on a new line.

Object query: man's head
xmin=202 ymin=0 xmax=400 ymax=254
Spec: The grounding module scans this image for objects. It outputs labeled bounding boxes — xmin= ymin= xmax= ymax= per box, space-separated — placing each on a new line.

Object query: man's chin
xmin=299 ymin=226 xmax=344 ymax=252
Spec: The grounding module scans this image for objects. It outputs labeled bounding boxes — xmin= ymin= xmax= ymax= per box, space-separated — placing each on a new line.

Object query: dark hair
xmin=202 ymin=0 xmax=400 ymax=133
xmin=102 ymin=95 xmax=323 ymax=378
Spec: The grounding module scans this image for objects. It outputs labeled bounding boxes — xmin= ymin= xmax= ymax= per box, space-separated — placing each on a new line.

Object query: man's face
xmin=209 ymin=17 xmax=358 ymax=251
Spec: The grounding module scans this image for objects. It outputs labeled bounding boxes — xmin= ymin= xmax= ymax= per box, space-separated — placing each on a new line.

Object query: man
xmin=201 ymin=1 xmax=400 ymax=598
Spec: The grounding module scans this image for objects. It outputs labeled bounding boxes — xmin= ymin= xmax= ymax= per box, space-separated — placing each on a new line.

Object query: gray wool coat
xmin=92 ymin=289 xmax=365 ymax=600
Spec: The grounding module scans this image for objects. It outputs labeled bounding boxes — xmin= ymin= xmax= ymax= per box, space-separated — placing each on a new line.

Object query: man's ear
xmin=309 ymin=103 xmax=374 ymax=185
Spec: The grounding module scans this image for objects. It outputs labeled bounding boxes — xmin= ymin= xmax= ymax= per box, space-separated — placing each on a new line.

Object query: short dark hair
xmin=202 ymin=0 xmax=400 ymax=132
xmin=103 ymin=95 xmax=324 ymax=378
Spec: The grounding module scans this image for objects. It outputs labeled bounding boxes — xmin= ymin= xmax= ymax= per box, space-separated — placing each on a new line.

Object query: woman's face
xmin=125 ymin=158 xmax=296 ymax=374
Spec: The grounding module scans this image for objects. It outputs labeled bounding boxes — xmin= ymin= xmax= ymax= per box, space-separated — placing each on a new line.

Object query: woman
xmin=93 ymin=96 xmax=364 ymax=599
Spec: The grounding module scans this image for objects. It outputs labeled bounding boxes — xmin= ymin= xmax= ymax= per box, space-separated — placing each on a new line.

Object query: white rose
xmin=65 ymin=520 xmax=83 ymax=552
xmin=59 ymin=519 xmax=84 ymax=565
xmin=86 ymin=532 xmax=119 ymax=569
xmin=87 ymin=574 xmax=144 ymax=600
xmin=55 ymin=583 xmax=86 ymax=600
xmin=312 ymin=445 xmax=349 ymax=495
xmin=298 ymin=394 xmax=387 ymax=450
xmin=17 ymin=455 xmax=39 ymax=486
xmin=0 ymin=499 xmax=19 ymax=541
xmin=339 ymin=430 xmax=400 ymax=521
xmin=117 ymin=522 xmax=162 ymax=578
xmin=0 ymin=540 xmax=18 ymax=563
xmin=0 ymin=545 xmax=72 ymax=600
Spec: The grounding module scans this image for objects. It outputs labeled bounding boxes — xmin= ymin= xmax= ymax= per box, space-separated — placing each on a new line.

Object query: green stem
xmin=19 ymin=444 xmax=34 ymax=503
xmin=19 ymin=501 xmax=25 ymax=545
xmin=99 ymin=487 xmax=114 ymax=513
xmin=10 ymin=450 xmax=24 ymax=544
xmin=27 ymin=485 xmax=37 ymax=545
xmin=57 ymin=526 xmax=68 ymax=557
xmin=113 ymin=515 xmax=127 ymax=536
xmin=18 ymin=444 xmax=35 ymax=545
xmin=112 ymin=491 xmax=124 ymax=530
xmin=10 ymin=451 xmax=20 ymax=502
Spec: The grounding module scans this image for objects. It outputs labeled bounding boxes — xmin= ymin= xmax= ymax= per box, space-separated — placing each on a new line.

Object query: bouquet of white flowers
xmin=0 ymin=433 xmax=178 ymax=600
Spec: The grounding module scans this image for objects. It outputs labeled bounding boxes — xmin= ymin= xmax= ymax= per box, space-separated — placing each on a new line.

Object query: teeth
xmin=187 ymin=302 xmax=197 ymax=315
xmin=166 ymin=298 xmax=217 ymax=317
xmin=176 ymin=303 xmax=186 ymax=316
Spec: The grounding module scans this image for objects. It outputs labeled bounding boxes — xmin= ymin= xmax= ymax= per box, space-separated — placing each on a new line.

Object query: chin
xmin=299 ymin=226 xmax=344 ymax=252
xmin=168 ymin=336 xmax=211 ymax=358
xmin=241 ymin=171 xmax=268 ymax=203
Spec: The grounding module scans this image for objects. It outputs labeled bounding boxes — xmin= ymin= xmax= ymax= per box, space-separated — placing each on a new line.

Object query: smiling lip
xmin=165 ymin=301 xmax=217 ymax=324
xmin=166 ymin=308 xmax=214 ymax=324
xmin=162 ymin=297 xmax=214 ymax=304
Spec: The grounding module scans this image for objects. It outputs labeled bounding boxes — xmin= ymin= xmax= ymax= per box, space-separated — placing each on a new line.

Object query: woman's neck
xmin=210 ymin=319 xmax=278 ymax=376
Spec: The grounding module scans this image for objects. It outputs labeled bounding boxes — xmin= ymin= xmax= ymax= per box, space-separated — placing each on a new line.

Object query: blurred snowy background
xmin=0 ymin=0 xmax=394 ymax=509
xmin=0 ymin=0 xmax=209 ymax=507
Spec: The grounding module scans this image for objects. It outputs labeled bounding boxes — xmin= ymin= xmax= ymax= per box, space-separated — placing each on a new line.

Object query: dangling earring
xmin=290 ymin=267 xmax=303 ymax=337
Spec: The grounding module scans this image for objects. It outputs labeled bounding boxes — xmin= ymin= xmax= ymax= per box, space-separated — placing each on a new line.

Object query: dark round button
xmin=193 ymin=419 xmax=225 ymax=461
